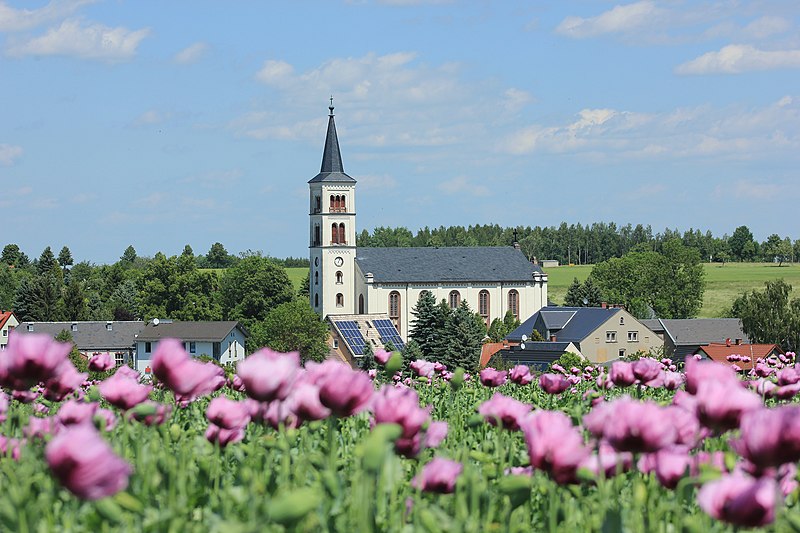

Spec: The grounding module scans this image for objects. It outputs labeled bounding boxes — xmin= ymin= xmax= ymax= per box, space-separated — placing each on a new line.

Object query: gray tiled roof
xmin=355 ymin=247 xmax=542 ymax=283
xmin=507 ymin=306 xmax=621 ymax=343
xmin=17 ymin=321 xmax=145 ymax=351
xmin=137 ymin=321 xmax=245 ymax=342
xmin=308 ymin=110 xmax=356 ymax=184
xmin=656 ymin=319 xmax=748 ymax=346
xmin=495 ymin=342 xmax=575 ymax=371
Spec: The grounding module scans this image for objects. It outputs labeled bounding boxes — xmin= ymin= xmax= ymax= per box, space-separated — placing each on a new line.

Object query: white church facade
xmin=309 ymin=103 xmax=548 ymax=341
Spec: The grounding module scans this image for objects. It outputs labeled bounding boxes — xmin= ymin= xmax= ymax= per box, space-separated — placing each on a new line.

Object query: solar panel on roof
xmin=372 ymin=319 xmax=405 ymax=350
xmin=337 ymin=320 xmax=366 ymax=355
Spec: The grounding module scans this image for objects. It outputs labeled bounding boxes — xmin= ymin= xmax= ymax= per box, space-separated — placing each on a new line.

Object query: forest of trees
xmin=356 ymin=223 xmax=798 ymax=266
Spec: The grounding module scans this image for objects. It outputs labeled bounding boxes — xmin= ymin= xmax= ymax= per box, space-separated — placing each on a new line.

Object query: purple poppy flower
xmin=412 ymin=457 xmax=463 ymax=494
xmin=236 ymin=348 xmax=299 ymax=402
xmin=479 ymin=368 xmax=508 ymax=387
xmin=697 ymin=472 xmax=777 ymax=528
xmin=477 ymin=393 xmax=532 ymax=431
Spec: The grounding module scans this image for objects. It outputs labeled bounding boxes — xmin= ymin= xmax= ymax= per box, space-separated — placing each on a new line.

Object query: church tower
xmin=309 ymin=101 xmax=357 ymax=318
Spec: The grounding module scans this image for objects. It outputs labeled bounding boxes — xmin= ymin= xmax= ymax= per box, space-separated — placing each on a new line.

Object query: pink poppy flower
xmin=57 ymin=400 xmax=98 ymax=426
xmin=579 ymin=441 xmax=633 ymax=479
xmin=373 ymin=386 xmax=429 ymax=439
xmin=523 ymin=410 xmax=589 ymax=484
xmin=88 ymin=352 xmax=115 ymax=372
xmin=43 ymin=361 xmax=88 ymax=402
xmin=288 ymin=382 xmax=331 ymax=422
xmin=96 ymin=408 xmax=117 ymax=431
xmin=130 ymin=401 xmax=172 ymax=426
xmin=317 ymin=363 xmax=374 ymax=417
xmin=697 ymin=472 xmax=777 ymax=528
xmin=477 ymin=393 xmax=532 ymax=431
xmin=539 ymin=373 xmax=570 ymax=395
xmin=261 ymin=400 xmax=300 ymax=430
xmin=734 ymin=406 xmax=800 ymax=470
xmin=45 ymin=424 xmax=132 ymax=500
xmin=206 ymin=396 xmax=251 ymax=430
xmin=236 ymin=348 xmax=299 ymax=402
xmin=98 ymin=368 xmax=153 ymax=410
xmin=424 ymin=421 xmax=448 ymax=448
xmin=652 ymin=447 xmax=691 ymax=489
xmin=479 ymin=368 xmax=508 ymax=387
xmin=694 ymin=381 xmax=762 ymax=432
xmin=24 ymin=416 xmax=62 ymax=439
xmin=205 ymin=423 xmax=245 ymax=448
xmin=663 ymin=371 xmax=684 ymax=391
xmin=0 ymin=332 xmax=71 ymax=390
xmin=632 ymin=358 xmax=661 ymax=382
xmin=410 ymin=360 xmax=435 ymax=378
xmin=411 ymin=457 xmax=463 ymax=494
xmin=0 ymin=436 xmax=22 ymax=460
xmin=602 ymin=398 xmax=676 ymax=453
xmin=509 ymin=365 xmax=533 ymax=385
xmin=374 ymin=349 xmax=392 ymax=366
xmin=684 ymin=357 xmax=740 ymax=395
xmin=229 ymin=374 xmax=246 ymax=392
xmin=609 ymin=362 xmax=635 ymax=387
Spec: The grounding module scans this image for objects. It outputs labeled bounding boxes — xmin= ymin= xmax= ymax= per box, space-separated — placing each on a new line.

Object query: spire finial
xmin=329 ymin=95 xmax=334 ymax=115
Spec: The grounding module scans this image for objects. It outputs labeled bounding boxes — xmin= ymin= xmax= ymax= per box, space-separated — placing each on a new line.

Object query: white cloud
xmin=438 ymin=176 xmax=490 ymax=197
xmin=0 ymin=0 xmax=94 ymax=32
xmin=356 ymin=174 xmax=397 ymax=191
xmin=173 ymin=42 xmax=208 ymax=64
xmin=556 ymin=1 xmax=662 ymax=38
xmin=501 ymin=96 xmax=800 ymax=161
xmin=133 ymin=110 xmax=168 ymax=126
xmin=676 ymin=44 xmax=800 ymax=75
xmin=502 ymin=88 xmax=532 ymax=113
xmin=7 ymin=18 xmax=150 ymax=62
xmin=742 ymin=16 xmax=792 ymax=40
xmin=0 ymin=144 xmax=22 ymax=165
xmin=714 ymin=179 xmax=787 ymax=201
xmin=627 ymin=184 xmax=666 ymax=199
xmin=255 ymin=59 xmax=295 ymax=86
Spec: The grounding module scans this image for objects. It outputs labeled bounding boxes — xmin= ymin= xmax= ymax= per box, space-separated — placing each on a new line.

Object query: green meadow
xmin=286 ymin=267 xmax=308 ymax=291
xmin=544 ymin=262 xmax=800 ymax=317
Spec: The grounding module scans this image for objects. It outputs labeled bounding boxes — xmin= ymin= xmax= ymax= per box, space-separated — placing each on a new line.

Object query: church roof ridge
xmin=309 ymin=100 xmax=356 ymax=184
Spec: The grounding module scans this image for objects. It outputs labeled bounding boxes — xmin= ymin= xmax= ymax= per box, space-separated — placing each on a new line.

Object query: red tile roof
xmin=697 ymin=342 xmax=783 ymax=370
xmin=0 ymin=311 xmax=14 ymax=330
xmin=480 ymin=342 xmax=510 ymax=368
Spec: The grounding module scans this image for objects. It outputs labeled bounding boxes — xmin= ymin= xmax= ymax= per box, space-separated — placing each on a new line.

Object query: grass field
xmin=286 ymin=267 xmax=308 ymax=291
xmin=543 ymin=262 xmax=800 ymax=317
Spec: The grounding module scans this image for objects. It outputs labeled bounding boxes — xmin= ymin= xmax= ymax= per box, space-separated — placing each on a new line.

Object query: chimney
xmin=601 ymin=302 xmax=608 ymax=309
xmin=550 ymin=335 xmax=557 ymax=342
xmin=735 ymin=338 xmax=742 ymax=345
xmin=725 ymin=338 xmax=731 ymax=347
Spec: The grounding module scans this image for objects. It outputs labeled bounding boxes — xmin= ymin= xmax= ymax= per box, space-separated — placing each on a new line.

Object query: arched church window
xmin=331 ymin=223 xmax=339 ymax=244
xmin=338 ymin=223 xmax=346 ymax=245
xmin=340 ymin=195 xmax=346 ymax=211
xmin=314 ymin=271 xmax=319 ymax=285
xmin=330 ymin=195 xmax=335 ymax=211
xmin=336 ymin=293 xmax=344 ymax=307
xmin=315 ymin=293 xmax=319 ymax=307
xmin=314 ymin=195 xmax=321 ymax=213
xmin=358 ymin=294 xmax=364 ymax=314
xmin=479 ymin=290 xmax=490 ymax=327
xmin=389 ymin=291 xmax=401 ymax=330
xmin=508 ymin=290 xmax=519 ymax=320
xmin=314 ymin=224 xmax=320 ymax=246
xmin=449 ymin=290 xmax=460 ymax=309
xmin=336 ymin=271 xmax=343 ymax=284
xmin=419 ymin=290 xmax=431 ymax=301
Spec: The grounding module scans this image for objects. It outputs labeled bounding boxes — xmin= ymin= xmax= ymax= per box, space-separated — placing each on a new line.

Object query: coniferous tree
xmin=120 ymin=245 xmax=138 ymax=264
xmin=13 ymin=277 xmax=35 ymax=321
xmin=63 ymin=280 xmax=88 ymax=321
xmin=359 ymin=342 xmax=375 ymax=370
xmin=409 ymin=291 xmax=448 ymax=360
xmin=441 ymin=301 xmax=485 ymax=371
xmin=58 ymin=246 xmax=73 ymax=272
xmin=582 ymin=278 xmax=603 ymax=307
xmin=29 ymin=274 xmax=63 ymax=321
xmin=564 ymin=278 xmax=583 ymax=306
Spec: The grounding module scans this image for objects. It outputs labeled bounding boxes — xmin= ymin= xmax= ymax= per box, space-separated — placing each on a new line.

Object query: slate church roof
xmin=308 ymin=103 xmax=356 ymax=184
xmin=355 ymin=246 xmax=543 ymax=284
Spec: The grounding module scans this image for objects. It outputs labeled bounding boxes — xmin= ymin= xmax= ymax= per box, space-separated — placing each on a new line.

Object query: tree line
xmin=1 ymin=242 xmax=327 ymax=361
xmin=357 ymin=223 xmax=798 ymax=265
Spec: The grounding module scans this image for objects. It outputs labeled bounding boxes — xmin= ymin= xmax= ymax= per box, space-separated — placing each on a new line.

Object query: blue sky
xmin=1 ymin=0 xmax=798 ymax=263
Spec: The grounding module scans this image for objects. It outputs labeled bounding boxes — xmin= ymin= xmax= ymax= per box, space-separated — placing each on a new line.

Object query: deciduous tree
xmin=732 ymin=279 xmax=800 ymax=352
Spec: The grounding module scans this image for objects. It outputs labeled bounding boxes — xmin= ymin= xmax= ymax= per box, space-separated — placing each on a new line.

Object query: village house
xmin=0 ymin=311 xmax=19 ymax=351
xmin=640 ymin=318 xmax=749 ymax=359
xmin=134 ymin=320 xmax=247 ymax=374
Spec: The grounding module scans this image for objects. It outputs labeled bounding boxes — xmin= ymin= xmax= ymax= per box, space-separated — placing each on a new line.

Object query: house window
xmin=619 ymin=349 xmax=626 ymax=358
xmin=389 ymin=291 xmax=401 ymax=330
xmin=106 ymin=323 xmax=113 ymax=331
xmin=336 ymin=271 xmax=343 ymax=284
xmin=115 ymin=352 xmax=125 ymax=366
xmin=619 ymin=316 xmax=625 ymax=325
xmin=1 ymin=329 xmax=6 ymax=337
xmin=333 ymin=339 xmax=339 ymax=349
xmin=606 ymin=331 xmax=617 ymax=343
xmin=71 ymin=323 xmax=77 ymax=332
xmin=479 ymin=290 xmax=490 ymax=327
xmin=628 ymin=331 xmax=638 ymax=342
xmin=189 ymin=342 xmax=197 ymax=354
xmin=27 ymin=324 xmax=33 ymax=332
xmin=336 ymin=293 xmax=344 ymax=307
xmin=448 ymin=290 xmax=461 ymax=309
xmin=358 ymin=294 xmax=364 ymax=314
xmin=145 ymin=342 xmax=152 ymax=353
xmin=508 ymin=290 xmax=519 ymax=320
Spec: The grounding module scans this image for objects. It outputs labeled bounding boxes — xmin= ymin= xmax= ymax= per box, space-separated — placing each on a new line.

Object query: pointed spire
xmin=320 ymin=97 xmax=344 ymax=173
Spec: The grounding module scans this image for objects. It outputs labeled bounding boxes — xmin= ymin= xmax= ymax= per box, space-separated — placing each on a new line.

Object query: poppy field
xmin=1 ymin=333 xmax=800 ymax=532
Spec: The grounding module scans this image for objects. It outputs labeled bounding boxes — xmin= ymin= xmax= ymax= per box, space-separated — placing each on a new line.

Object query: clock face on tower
xmin=334 ymin=257 xmax=344 ymax=267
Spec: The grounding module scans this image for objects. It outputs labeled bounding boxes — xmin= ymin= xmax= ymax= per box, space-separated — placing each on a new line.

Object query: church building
xmin=308 ymin=103 xmax=548 ymax=343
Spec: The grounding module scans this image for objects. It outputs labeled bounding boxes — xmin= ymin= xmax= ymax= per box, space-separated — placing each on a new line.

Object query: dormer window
xmin=27 ymin=324 xmax=33 ymax=332
xmin=106 ymin=322 xmax=113 ymax=331
xmin=71 ymin=323 xmax=78 ymax=332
